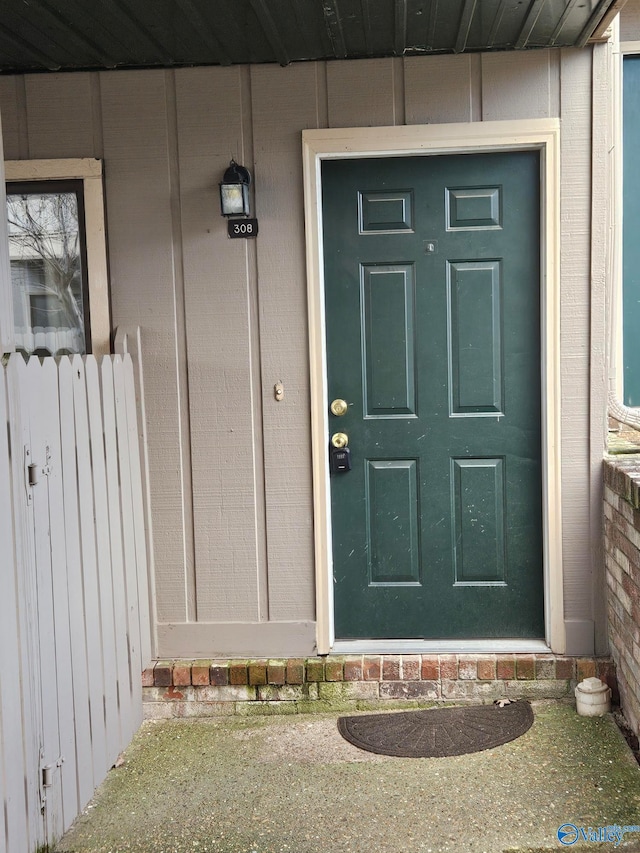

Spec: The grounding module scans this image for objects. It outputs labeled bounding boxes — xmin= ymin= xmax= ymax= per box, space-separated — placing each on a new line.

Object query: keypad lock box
xmin=330 ymin=445 xmax=352 ymax=474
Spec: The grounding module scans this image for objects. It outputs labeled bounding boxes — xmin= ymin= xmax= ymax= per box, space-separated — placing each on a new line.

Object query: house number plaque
xmin=228 ymin=218 xmax=259 ymax=238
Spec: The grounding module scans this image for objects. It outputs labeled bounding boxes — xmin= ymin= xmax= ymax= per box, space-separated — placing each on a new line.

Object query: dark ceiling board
xmin=331 ymin=0 xmax=371 ymax=59
xmin=54 ymin=0 xmax=161 ymax=67
xmin=174 ymin=0 xmax=233 ymax=66
xmin=526 ymin=0 xmax=587 ymax=46
xmin=241 ymin=3 xmax=286 ymax=63
xmin=404 ymin=0 xmax=428 ymax=52
xmin=36 ymin=0 xmax=118 ymax=68
xmin=515 ymin=0 xmax=548 ymax=49
xmin=395 ymin=0 xmax=408 ymax=56
xmin=486 ymin=0 xmax=509 ymax=48
xmin=323 ymin=0 xmax=349 ymax=58
xmin=455 ymin=0 xmax=477 ymax=53
xmin=576 ymin=0 xmax=619 ymax=46
xmin=249 ymin=0 xmax=291 ymax=65
xmin=0 ymin=0 xmax=623 ymax=74
xmin=288 ymin=2 xmax=332 ymax=61
xmin=204 ymin=4 xmax=258 ymax=66
xmin=432 ymin=0 xmax=462 ymax=52
xmin=0 ymin=23 xmax=61 ymax=71
xmin=427 ymin=0 xmax=439 ymax=49
xmin=0 ymin=9 xmax=75 ymax=69
xmin=263 ymin=0 xmax=332 ymax=62
xmin=362 ymin=0 xmax=375 ymax=55
xmin=548 ymin=0 xmax=581 ymax=45
xmin=357 ymin=0 xmax=396 ymax=57
xmin=106 ymin=0 xmax=176 ymax=65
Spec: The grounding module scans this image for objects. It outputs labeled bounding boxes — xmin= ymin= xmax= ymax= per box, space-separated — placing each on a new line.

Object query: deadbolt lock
xmin=330 ymin=398 xmax=348 ymax=417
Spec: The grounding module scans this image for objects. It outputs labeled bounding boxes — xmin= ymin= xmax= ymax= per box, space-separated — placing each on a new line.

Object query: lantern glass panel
xmin=220 ymin=183 xmax=249 ymax=216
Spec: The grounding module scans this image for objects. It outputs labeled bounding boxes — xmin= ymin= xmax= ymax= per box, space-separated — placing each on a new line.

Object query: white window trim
xmin=0 ymin=122 xmax=11 ymax=354
xmin=302 ymin=118 xmax=564 ymax=655
xmin=4 ymin=158 xmax=110 ymax=357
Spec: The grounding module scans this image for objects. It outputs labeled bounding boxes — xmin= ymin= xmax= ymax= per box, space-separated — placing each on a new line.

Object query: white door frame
xmin=302 ymin=118 xmax=564 ymax=655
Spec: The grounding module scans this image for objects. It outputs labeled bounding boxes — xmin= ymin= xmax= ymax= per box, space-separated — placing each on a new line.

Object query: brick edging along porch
xmin=142 ymin=654 xmax=616 ymax=718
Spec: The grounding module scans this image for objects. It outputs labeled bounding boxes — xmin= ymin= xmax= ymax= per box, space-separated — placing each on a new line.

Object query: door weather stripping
xmin=332 ymin=639 xmax=552 ymax=655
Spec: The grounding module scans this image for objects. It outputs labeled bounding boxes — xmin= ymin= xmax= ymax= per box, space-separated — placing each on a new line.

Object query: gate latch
xmin=25 ymin=444 xmax=52 ymax=495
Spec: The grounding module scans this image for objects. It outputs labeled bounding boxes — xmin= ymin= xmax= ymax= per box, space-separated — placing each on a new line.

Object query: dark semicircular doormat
xmin=337 ymin=700 xmax=534 ymax=758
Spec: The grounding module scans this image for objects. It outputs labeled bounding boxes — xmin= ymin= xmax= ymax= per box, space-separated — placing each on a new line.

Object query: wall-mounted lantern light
xmin=219 ymin=159 xmax=251 ymax=217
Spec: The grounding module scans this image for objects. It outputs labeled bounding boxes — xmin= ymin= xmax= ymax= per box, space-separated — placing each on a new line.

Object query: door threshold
xmin=331 ymin=639 xmax=551 ymax=655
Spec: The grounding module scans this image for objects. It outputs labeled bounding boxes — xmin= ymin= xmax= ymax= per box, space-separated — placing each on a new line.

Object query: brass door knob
xmin=330 ymin=398 xmax=348 ymax=417
xmin=331 ymin=432 xmax=349 ymax=448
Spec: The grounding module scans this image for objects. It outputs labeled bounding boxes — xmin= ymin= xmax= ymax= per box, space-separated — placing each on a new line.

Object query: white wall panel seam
xmin=243 ymin=63 xmax=270 ymax=622
xmin=165 ymin=68 xmax=198 ymax=622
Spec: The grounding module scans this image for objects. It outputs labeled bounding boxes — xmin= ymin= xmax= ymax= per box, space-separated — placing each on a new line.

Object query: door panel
xmin=362 ymin=264 xmax=417 ymax=416
xmin=366 ymin=459 xmax=421 ymax=585
xmin=322 ymin=151 xmax=544 ymax=640
xmin=448 ymin=260 xmax=502 ymax=414
xmin=452 ymin=457 xmax=505 ymax=585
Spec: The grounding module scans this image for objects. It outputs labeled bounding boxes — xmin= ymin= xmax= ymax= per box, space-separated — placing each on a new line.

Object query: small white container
xmin=575 ymin=676 xmax=612 ymax=717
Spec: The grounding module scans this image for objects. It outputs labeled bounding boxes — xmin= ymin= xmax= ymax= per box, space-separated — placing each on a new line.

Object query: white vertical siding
xmin=251 ymin=62 xmax=319 ymax=621
xmin=0 ymin=48 xmax=604 ymax=655
xmin=24 ymin=73 xmax=96 ymax=158
xmin=175 ymin=65 xmax=262 ymax=622
xmin=327 ymin=58 xmax=398 ymax=126
xmin=591 ymin=40 xmax=615 ymax=655
xmin=0 ymin=354 xmax=150 ymax=852
xmin=559 ymin=48 xmax=596 ymax=644
xmin=621 ymin=0 xmax=640 ymax=40
xmin=404 ymin=54 xmax=480 ymax=123
xmin=100 ymin=72 xmax=188 ymax=624
xmin=481 ymin=50 xmax=560 ymax=119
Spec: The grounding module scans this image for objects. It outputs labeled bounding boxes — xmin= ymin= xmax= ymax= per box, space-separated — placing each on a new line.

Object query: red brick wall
xmin=142 ymin=653 xmax=614 ymax=718
xmin=604 ymin=457 xmax=640 ymax=734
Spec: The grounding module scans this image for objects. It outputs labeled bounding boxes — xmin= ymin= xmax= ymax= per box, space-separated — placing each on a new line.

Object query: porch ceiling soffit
xmin=0 ymin=0 xmax=626 ymax=76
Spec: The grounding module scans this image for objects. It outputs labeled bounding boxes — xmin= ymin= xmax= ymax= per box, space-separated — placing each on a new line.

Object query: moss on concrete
xmin=55 ymin=701 xmax=640 ymax=853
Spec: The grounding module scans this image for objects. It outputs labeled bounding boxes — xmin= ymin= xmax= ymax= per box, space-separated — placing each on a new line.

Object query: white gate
xmin=0 ymin=350 xmax=151 ymax=852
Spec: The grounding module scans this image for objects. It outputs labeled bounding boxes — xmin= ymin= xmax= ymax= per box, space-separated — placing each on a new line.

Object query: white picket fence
xmin=0 ymin=349 xmax=152 ymax=853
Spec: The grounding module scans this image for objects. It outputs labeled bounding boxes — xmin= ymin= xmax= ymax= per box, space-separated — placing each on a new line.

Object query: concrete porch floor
xmin=55 ymin=700 xmax=640 ymax=853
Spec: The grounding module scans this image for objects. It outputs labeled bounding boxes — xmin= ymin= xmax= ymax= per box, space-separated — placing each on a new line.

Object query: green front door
xmin=323 ymin=151 xmax=544 ymax=640
xmin=623 ymin=56 xmax=640 ymax=406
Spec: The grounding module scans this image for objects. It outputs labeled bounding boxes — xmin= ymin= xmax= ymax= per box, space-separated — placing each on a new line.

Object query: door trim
xmin=302 ymin=119 xmax=563 ymax=654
